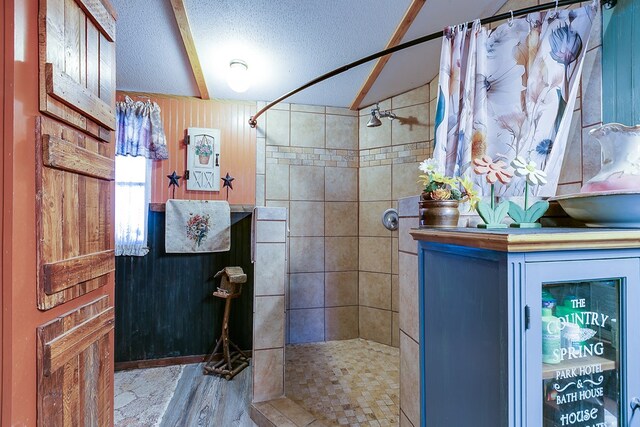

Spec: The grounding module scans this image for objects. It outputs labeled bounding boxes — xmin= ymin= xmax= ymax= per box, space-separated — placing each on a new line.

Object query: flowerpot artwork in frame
xmin=417 ymin=158 xmax=479 ymax=229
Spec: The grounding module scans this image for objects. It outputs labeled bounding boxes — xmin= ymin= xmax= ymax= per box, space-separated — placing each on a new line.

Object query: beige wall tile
xmin=428 ymin=97 xmax=436 ymax=141
xmin=359 ymin=165 xmax=392 ymax=202
xmin=590 ymin=7 xmax=602 ymax=49
xmin=429 ymin=75 xmax=439 ymax=101
xmin=289 ymin=237 xmax=324 ymax=273
xmin=271 ymin=103 xmax=290 ymax=111
xmin=359 ymin=236 xmax=392 ymax=273
xmin=325 ymin=306 xmax=359 ymax=340
xmin=325 ymin=271 xmax=358 ymax=307
xmin=256 ymin=137 xmax=266 ymax=175
xmin=581 ymin=46 xmax=602 ymax=127
xmin=359 ymin=306 xmax=391 ymax=346
xmin=360 ymin=99 xmax=391 ymax=116
xmin=359 ymin=114 xmax=392 ymax=150
xmin=266 ymin=163 xmax=289 ymax=200
xmin=290 ymin=165 xmax=325 ymax=201
xmin=256 ymin=174 xmax=265 ymax=207
xmin=359 ymin=272 xmax=391 ymax=310
xmin=398 ymin=195 xmax=420 ymax=217
xmin=266 ymin=110 xmax=290 ymax=146
xmin=253 ymin=348 xmax=284 ymax=402
xmin=325 ymin=202 xmax=358 ymax=237
xmin=291 ymin=112 xmax=325 ymax=148
xmin=254 ymin=296 xmax=285 ymax=349
xmin=255 ymin=206 xmax=287 ymax=221
xmin=393 ymin=162 xmax=423 ymax=200
xmin=392 ymin=85 xmax=429 ymax=109
xmin=325 ymin=236 xmax=358 ymax=271
xmin=559 ymin=110 xmax=582 ymax=185
xmin=289 ymin=308 xmax=325 ymax=343
xmin=400 ymin=410 xmax=415 ymax=427
xmin=399 ymin=217 xmax=419 ymax=255
xmin=291 ymin=104 xmax=325 ymax=113
xmin=289 ymin=201 xmax=324 ymax=237
xmin=392 ymin=103 xmax=429 ymax=146
xmin=392 ymin=312 xmax=399 ymax=348
xmin=582 ymin=124 xmax=602 ymax=184
xmin=400 ymin=332 xmax=420 ymax=426
xmin=289 ymin=272 xmax=324 ymax=309
xmin=359 ymin=201 xmax=392 ymax=237
xmin=399 ymin=252 xmax=419 ymax=341
xmin=256 ymin=221 xmax=286 ymax=243
xmin=392 ymin=237 xmax=399 ymax=275
xmin=392 ymin=274 xmax=399 ymax=312
xmin=326 ymin=115 xmax=358 ymax=150
xmin=254 ymin=243 xmax=286 ymax=296
xmin=325 ymin=167 xmax=358 ymax=202
xmin=326 ymin=106 xmax=358 ymax=116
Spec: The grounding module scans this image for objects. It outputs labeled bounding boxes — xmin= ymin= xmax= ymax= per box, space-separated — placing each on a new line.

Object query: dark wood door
xmin=36 ymin=0 xmax=117 ymax=425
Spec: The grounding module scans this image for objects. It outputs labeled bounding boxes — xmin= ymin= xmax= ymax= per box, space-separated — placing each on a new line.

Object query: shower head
xmin=366 ymin=103 xmax=396 ymax=128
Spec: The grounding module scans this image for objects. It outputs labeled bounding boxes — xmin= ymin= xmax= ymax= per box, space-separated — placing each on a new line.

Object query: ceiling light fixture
xmin=366 ymin=103 xmax=396 ymax=128
xmin=227 ymin=59 xmax=250 ymax=93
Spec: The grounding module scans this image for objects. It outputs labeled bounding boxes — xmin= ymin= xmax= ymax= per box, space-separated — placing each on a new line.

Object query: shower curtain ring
xmin=508 ymin=10 xmax=514 ymax=26
xmin=553 ymin=0 xmax=559 ymax=17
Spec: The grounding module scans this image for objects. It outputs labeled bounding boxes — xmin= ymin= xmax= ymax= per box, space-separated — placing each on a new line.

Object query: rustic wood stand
xmin=203 ymin=267 xmax=250 ymax=380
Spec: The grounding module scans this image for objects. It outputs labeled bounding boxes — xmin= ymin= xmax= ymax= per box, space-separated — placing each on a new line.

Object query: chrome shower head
xmin=366 ymin=103 xmax=396 ymax=128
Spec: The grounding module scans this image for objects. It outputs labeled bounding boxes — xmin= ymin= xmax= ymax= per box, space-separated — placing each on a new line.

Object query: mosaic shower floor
xmin=286 ymin=339 xmax=400 ymax=426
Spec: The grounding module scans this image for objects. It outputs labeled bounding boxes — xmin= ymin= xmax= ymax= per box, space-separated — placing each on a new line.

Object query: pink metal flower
xmin=473 ymin=155 xmax=513 ymax=184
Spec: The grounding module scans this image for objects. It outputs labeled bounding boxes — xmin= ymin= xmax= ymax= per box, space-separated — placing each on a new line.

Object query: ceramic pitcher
xmin=581 ymin=123 xmax=640 ymax=193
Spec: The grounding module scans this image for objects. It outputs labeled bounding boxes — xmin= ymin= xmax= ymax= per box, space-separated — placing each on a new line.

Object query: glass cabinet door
xmin=525 ymin=258 xmax=640 ymax=427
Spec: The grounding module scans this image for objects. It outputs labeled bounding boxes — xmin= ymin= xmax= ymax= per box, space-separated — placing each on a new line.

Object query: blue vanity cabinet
xmin=410 ymin=228 xmax=640 ymax=427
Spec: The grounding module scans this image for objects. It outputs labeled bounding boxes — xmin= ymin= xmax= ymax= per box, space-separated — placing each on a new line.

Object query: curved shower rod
xmin=248 ymin=0 xmax=615 ymax=128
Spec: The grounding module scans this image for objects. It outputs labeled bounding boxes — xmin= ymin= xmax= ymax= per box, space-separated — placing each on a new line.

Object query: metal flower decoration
xmin=472 ymin=156 xmax=512 ymax=228
xmin=507 ymin=156 xmax=549 ymax=228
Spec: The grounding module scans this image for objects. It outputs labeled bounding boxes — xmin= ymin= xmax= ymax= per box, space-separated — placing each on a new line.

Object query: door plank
xmin=43 ymin=249 xmax=115 ymax=295
xmin=64 ymin=0 xmax=81 ymax=83
xmin=45 ymin=63 xmax=116 ymax=129
xmin=43 ymin=134 xmax=115 ymax=180
xmin=43 ymin=306 xmax=114 ymax=375
xmin=75 ymin=0 xmax=116 ymax=42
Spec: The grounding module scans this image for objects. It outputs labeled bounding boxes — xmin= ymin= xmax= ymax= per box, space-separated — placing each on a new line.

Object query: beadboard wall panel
xmin=114 ymin=212 xmax=253 ymax=363
xmin=116 ymin=92 xmax=256 ymax=205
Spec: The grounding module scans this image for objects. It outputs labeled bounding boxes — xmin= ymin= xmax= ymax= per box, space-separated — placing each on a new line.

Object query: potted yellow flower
xmin=418 ymin=158 xmax=479 ymax=228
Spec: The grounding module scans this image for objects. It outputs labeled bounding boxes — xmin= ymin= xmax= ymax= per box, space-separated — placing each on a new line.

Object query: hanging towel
xmin=165 ymin=200 xmax=230 ymax=253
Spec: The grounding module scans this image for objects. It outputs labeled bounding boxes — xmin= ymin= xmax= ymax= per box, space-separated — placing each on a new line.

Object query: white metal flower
xmin=511 ymin=156 xmax=547 ymax=186
xmin=419 ymin=158 xmax=441 ymax=175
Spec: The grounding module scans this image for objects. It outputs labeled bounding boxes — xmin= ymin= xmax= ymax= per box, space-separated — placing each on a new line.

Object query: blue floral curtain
xmin=433 ymin=2 xmax=597 ymax=197
xmin=116 ymin=96 xmax=169 ymax=160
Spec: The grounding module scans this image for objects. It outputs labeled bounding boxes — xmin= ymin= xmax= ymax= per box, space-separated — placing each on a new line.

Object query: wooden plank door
xmin=36 ymin=0 xmax=117 ymax=425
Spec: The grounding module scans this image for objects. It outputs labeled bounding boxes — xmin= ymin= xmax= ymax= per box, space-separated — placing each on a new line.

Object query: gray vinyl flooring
xmin=159 ymin=363 xmax=255 ymax=427
xmin=114 ymin=362 xmax=255 ymax=427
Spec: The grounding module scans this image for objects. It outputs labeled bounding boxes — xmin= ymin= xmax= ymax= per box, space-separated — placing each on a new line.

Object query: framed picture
xmin=186 ymin=127 xmax=221 ymax=191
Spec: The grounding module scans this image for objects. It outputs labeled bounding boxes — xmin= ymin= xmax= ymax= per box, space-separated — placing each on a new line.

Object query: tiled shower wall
xmin=255 ymin=102 xmax=360 ymax=344
xmin=255 ymin=0 xmax=603 ymax=352
xmin=357 ymin=85 xmax=433 ymax=348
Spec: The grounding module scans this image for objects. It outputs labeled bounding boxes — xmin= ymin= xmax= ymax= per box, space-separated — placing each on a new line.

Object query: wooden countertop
xmin=410 ymin=227 xmax=640 ymax=252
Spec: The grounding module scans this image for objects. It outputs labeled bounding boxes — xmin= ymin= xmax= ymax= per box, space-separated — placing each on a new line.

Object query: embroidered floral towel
xmin=165 ymin=200 xmax=230 ymax=253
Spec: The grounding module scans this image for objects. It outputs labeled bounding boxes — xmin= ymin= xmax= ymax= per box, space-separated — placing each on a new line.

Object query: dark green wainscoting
xmin=602 ymin=0 xmax=640 ymax=124
xmin=115 ymin=211 xmax=254 ymax=363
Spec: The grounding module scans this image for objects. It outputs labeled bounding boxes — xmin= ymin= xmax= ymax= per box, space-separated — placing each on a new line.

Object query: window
xmin=115 ymin=155 xmax=151 ymax=256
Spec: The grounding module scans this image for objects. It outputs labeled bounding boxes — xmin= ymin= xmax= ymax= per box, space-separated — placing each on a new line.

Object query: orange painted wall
xmin=116 ymin=92 xmax=257 ymax=205
xmin=3 ymin=0 xmax=114 ymax=424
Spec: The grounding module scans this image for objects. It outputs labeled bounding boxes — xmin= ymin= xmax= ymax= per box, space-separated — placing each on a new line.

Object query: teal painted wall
xmin=602 ymin=0 xmax=640 ymax=125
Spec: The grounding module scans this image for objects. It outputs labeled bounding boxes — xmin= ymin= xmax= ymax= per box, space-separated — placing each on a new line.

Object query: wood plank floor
xmin=160 ymin=363 xmax=255 ymax=427
xmin=115 ymin=362 xmax=255 ymax=426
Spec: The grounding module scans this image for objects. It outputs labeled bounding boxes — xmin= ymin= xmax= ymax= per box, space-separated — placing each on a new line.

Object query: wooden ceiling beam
xmin=169 ymin=0 xmax=210 ymax=100
xmin=349 ymin=0 xmax=426 ymax=110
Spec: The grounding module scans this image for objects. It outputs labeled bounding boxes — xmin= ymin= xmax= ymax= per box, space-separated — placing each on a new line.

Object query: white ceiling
xmin=112 ymin=0 xmax=507 ymax=108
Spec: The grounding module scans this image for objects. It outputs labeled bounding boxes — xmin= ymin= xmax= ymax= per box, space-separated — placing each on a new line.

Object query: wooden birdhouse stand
xmin=203 ymin=267 xmax=250 ymax=379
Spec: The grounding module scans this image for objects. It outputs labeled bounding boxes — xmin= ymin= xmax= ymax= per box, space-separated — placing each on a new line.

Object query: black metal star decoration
xmin=221 ymin=172 xmax=235 ymax=200
xmin=167 ymin=171 xmax=181 ymax=199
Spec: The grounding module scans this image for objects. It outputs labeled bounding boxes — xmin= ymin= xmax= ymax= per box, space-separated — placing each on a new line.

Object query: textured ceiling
xmin=112 ymin=0 xmax=507 ymax=108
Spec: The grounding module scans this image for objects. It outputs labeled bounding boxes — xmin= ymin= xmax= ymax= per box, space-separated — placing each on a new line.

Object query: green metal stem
xmin=491 ymin=184 xmax=495 ymax=210
xmin=525 ymin=181 xmax=529 ymax=211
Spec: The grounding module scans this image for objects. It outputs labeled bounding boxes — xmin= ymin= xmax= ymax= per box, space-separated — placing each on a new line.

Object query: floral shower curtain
xmin=115 ymin=96 xmax=169 ymax=256
xmin=433 ymin=2 xmax=597 ymax=197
